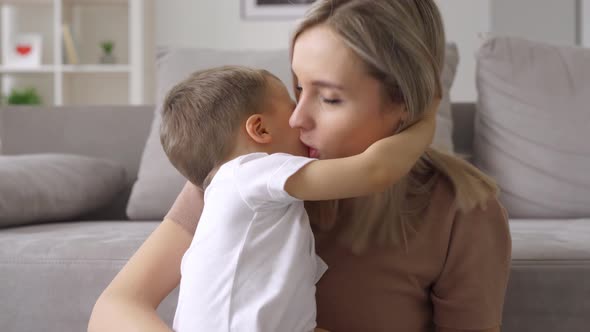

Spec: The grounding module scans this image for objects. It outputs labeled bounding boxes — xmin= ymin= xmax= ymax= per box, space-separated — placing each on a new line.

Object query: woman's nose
xmin=289 ymin=98 xmax=314 ymax=130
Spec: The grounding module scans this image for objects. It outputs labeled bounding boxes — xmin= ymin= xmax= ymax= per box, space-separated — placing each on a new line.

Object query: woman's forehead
xmin=292 ymin=25 xmax=365 ymax=85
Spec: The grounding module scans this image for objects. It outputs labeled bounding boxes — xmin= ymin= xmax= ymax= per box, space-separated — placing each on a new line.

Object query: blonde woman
xmin=89 ymin=1 xmax=511 ymax=332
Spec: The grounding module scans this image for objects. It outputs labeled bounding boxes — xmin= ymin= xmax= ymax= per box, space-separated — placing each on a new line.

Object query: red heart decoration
xmin=16 ymin=45 xmax=32 ymax=56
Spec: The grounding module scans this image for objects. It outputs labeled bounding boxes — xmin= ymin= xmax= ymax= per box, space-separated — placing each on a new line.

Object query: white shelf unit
xmin=0 ymin=0 xmax=144 ymax=105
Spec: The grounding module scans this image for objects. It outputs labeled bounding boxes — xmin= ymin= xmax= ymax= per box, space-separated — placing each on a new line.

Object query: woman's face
xmin=290 ymin=25 xmax=405 ymax=160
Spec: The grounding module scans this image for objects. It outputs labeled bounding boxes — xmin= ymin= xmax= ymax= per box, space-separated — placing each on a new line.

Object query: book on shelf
xmin=62 ymin=23 xmax=79 ymax=65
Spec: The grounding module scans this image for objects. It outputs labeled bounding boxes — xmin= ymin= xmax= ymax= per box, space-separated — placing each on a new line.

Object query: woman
xmin=88 ymin=1 xmax=511 ymax=331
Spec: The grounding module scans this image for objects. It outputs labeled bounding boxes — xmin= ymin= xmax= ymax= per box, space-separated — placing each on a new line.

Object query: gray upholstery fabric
xmin=0 ymin=154 xmax=126 ymax=227
xmin=127 ymin=45 xmax=459 ymax=220
xmin=503 ymin=219 xmax=590 ymax=332
xmin=474 ymin=36 xmax=590 ymax=218
xmin=1 ymin=218 xmax=588 ymax=332
xmin=0 ymin=106 xmax=154 ymax=219
xmin=451 ymin=103 xmax=477 ymax=158
xmin=0 ymin=221 xmax=179 ymax=332
xmin=0 ymin=106 xmax=153 ymax=179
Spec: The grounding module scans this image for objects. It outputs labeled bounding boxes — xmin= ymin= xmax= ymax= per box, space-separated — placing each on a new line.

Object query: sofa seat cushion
xmin=503 ymin=219 xmax=590 ymax=332
xmin=1 ymin=220 xmax=589 ymax=332
xmin=510 ymin=219 xmax=590 ymax=261
xmin=0 ymin=221 xmax=178 ymax=332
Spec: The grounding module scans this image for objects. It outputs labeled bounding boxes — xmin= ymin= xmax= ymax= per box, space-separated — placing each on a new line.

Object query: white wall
xmin=156 ymin=0 xmax=296 ymax=50
xmin=435 ymin=0 xmax=490 ymax=102
xmin=491 ymin=0 xmax=578 ymax=46
xmin=155 ymin=0 xmax=490 ymax=102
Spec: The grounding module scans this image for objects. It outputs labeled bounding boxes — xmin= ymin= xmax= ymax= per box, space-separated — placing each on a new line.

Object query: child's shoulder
xmin=234 ymin=152 xmax=272 ymax=165
xmin=231 ymin=152 xmax=299 ymax=167
xmin=229 ymin=152 xmax=311 ymax=180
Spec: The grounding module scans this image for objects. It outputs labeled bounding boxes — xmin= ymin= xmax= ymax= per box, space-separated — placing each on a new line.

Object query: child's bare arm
xmin=285 ymin=99 xmax=439 ymax=201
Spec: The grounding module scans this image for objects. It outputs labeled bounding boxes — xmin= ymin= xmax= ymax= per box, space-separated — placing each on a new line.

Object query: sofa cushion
xmin=127 ymin=45 xmax=459 ymax=220
xmin=1 ymin=219 xmax=588 ymax=332
xmin=474 ymin=36 xmax=590 ymax=218
xmin=0 ymin=221 xmax=179 ymax=332
xmin=503 ymin=219 xmax=590 ymax=332
xmin=0 ymin=154 xmax=126 ymax=227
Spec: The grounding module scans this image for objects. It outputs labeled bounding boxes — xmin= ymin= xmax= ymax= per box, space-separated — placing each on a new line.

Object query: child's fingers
xmin=425 ymin=96 xmax=442 ymax=119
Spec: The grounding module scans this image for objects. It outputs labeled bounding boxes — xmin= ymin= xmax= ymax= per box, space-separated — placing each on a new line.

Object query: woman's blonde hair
xmin=293 ymin=0 xmax=498 ymax=253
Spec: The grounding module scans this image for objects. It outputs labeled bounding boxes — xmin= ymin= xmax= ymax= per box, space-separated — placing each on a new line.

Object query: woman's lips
xmin=309 ymin=147 xmax=320 ymax=159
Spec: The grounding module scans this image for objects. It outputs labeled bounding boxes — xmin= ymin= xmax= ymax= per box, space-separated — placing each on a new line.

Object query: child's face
xmin=263 ymin=77 xmax=309 ymax=157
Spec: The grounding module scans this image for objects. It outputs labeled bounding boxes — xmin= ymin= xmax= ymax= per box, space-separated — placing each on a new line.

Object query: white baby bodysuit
xmin=173 ymin=152 xmax=328 ymax=332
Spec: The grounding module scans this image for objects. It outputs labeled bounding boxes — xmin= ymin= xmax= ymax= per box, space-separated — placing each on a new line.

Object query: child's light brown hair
xmin=160 ymin=65 xmax=273 ymax=187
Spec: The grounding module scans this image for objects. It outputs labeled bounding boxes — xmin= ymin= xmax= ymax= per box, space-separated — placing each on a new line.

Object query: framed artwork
xmin=241 ymin=0 xmax=317 ymax=20
xmin=2 ymin=33 xmax=43 ymax=68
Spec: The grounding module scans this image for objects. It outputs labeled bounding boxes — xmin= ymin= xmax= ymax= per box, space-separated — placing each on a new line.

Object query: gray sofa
xmin=1 ymin=103 xmax=589 ymax=332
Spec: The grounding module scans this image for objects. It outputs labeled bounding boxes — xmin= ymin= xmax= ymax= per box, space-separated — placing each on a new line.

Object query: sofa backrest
xmin=0 ymin=106 xmax=153 ymax=180
xmin=451 ymin=102 xmax=477 ymax=158
xmin=0 ymin=106 xmax=154 ymax=220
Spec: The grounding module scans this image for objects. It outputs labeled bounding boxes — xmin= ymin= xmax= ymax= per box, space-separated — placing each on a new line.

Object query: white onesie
xmin=173 ymin=152 xmax=328 ymax=332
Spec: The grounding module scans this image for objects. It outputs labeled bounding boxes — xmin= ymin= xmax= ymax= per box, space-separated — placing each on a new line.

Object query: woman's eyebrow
xmin=311 ymin=80 xmax=345 ymax=91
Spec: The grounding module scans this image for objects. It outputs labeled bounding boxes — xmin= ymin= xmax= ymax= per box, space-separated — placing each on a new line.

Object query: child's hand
xmin=399 ymin=96 xmax=441 ymax=147
xmin=422 ymin=96 xmax=441 ymax=123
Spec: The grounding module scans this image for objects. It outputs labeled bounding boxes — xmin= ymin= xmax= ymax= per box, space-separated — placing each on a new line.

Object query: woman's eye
xmin=321 ymin=97 xmax=342 ymax=105
xmin=295 ymin=85 xmax=303 ymax=92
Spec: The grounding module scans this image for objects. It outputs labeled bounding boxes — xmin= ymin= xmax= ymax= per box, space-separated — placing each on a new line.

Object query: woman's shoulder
xmin=427 ymin=171 xmax=507 ymax=225
xmin=423 ymin=149 xmax=500 ymax=215
xmin=427 ymin=177 xmax=511 ymax=331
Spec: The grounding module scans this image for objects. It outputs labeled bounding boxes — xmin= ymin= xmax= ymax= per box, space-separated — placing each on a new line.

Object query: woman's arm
xmin=88 ymin=218 xmax=192 ymax=332
xmin=286 ymin=100 xmax=438 ymax=201
xmin=88 ymin=182 xmax=203 ymax=332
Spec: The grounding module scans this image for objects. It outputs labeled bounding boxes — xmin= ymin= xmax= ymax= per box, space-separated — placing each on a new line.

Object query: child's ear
xmin=245 ymin=114 xmax=272 ymax=144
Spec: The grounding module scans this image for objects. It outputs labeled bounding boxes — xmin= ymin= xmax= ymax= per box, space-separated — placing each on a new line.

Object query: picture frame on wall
xmin=2 ymin=33 xmax=43 ymax=68
xmin=241 ymin=0 xmax=317 ymax=20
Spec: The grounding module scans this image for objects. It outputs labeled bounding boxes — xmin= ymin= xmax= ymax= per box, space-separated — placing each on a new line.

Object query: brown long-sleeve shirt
xmin=166 ymin=177 xmax=511 ymax=331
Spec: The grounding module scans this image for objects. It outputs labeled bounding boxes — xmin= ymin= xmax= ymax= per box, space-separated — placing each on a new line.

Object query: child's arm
xmin=285 ymin=99 xmax=439 ymax=201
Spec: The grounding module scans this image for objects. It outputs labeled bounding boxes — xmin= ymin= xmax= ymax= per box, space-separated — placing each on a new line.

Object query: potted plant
xmin=6 ymin=87 xmax=42 ymax=105
xmin=100 ymin=40 xmax=116 ymax=64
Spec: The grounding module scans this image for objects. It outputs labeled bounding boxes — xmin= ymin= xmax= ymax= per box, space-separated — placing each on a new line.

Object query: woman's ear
xmin=245 ymin=114 xmax=272 ymax=144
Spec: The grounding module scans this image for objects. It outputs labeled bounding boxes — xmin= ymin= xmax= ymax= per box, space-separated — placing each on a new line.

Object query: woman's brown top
xmin=166 ymin=177 xmax=511 ymax=332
